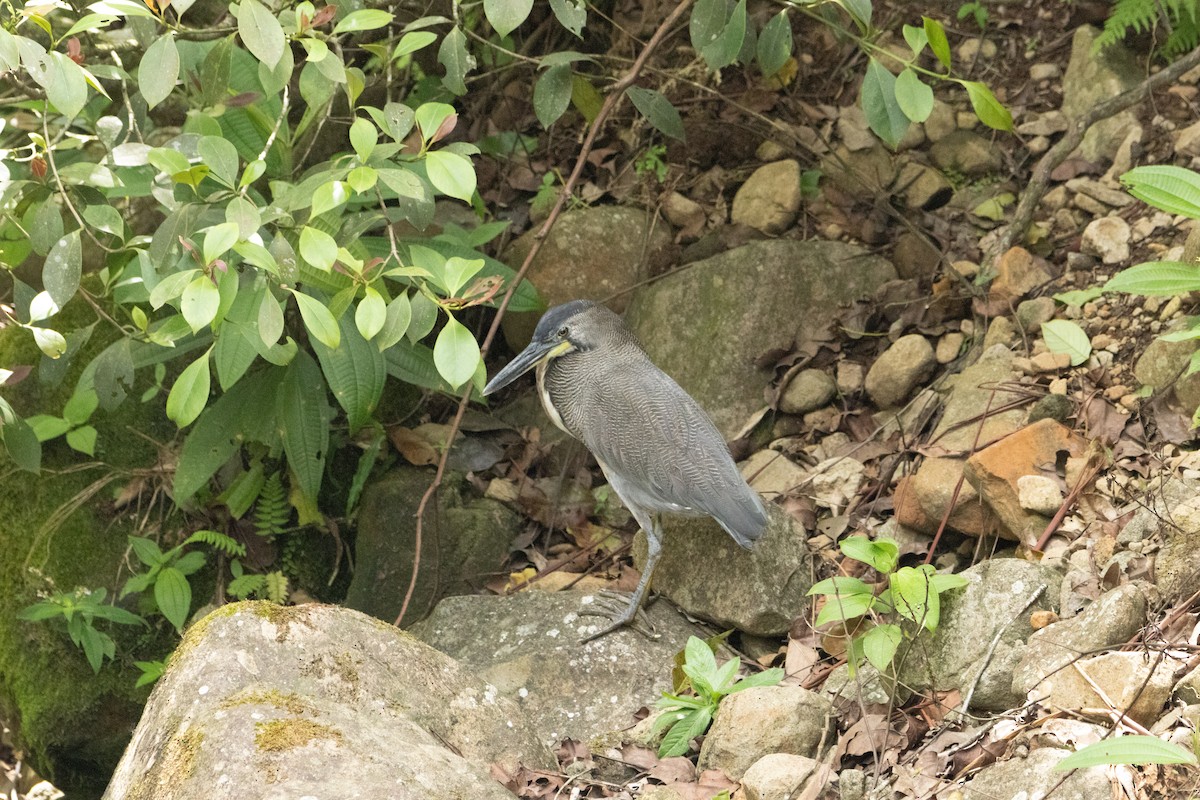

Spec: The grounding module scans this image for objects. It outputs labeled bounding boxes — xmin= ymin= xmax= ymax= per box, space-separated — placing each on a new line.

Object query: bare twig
xmin=393 ymin=0 xmax=696 ymax=626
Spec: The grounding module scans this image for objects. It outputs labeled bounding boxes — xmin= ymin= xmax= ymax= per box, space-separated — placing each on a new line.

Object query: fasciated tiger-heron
xmin=483 ymin=300 xmax=768 ymax=641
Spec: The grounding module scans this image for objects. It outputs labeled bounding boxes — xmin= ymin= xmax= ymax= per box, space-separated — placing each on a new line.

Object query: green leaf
xmin=839 ymin=535 xmax=899 ymax=574
xmin=28 ymin=415 xmax=72 ymax=441
xmin=155 ymin=566 xmax=192 ymax=632
xmin=549 ymin=0 xmax=586 ymax=37
xmin=1055 ymin=736 xmax=1197 ymax=770
xmin=626 ymin=86 xmax=684 ymax=140
xmin=1103 ymin=262 xmax=1200 ymax=296
xmin=1121 ymin=165 xmax=1200 ymax=218
xmin=44 ymin=229 xmax=82 ymax=308
xmin=728 ymin=667 xmax=784 ymax=693
xmin=198 ymin=136 xmax=240 ymax=188
xmin=841 ymin=0 xmax=872 ymax=28
xmin=1054 ymin=287 xmax=1105 ymax=307
xmin=437 ymin=26 xmax=473 ymax=95
xmin=181 ymin=276 xmax=220 ymax=332
xmin=814 ymin=591 xmax=876 ymax=626
xmin=311 ymin=181 xmax=350 ymax=217
xmin=485 ymin=0 xmax=533 ymax=38
xmin=393 ymin=30 xmax=438 ymax=59
xmin=63 ymin=387 xmax=99 ymax=425
xmin=32 ymin=327 xmax=67 ymax=359
xmin=808 ymin=576 xmax=874 ymax=597
xmin=425 ymin=150 xmax=477 ymax=202
xmin=684 ymin=635 xmax=718 ymax=678
xmin=333 ymin=8 xmax=393 ymax=33
xmin=299 ymin=226 xmax=338 ymax=271
xmin=442 ymin=256 xmax=484 ymax=296
xmin=203 ymin=221 xmax=240 ymax=265
xmin=66 ymin=425 xmax=97 ymax=455
xmin=658 ymin=707 xmax=711 ymax=758
xmin=277 ymin=351 xmax=333 ymax=503
xmin=291 ymin=289 xmax=340 ymax=349
xmin=237 ymin=0 xmax=286 ymax=68
xmin=166 ymin=348 xmax=212 ymax=428
xmin=258 ymin=289 xmax=285 ymax=346
xmin=350 ymin=117 xmax=377 ymax=161
xmin=861 ymin=57 xmax=908 ymax=148
xmin=891 ymin=566 xmax=938 ymax=630
xmin=1041 ymin=320 xmax=1091 ymax=366
xmin=139 ymin=34 xmax=179 ymax=110
xmin=376 ymin=293 xmax=412 ymax=351
xmin=83 ymin=204 xmax=124 ymax=238
xmin=924 ymin=16 xmax=951 ymax=68
xmin=433 ymin=315 xmax=481 ymax=389
xmin=894 ymin=68 xmax=934 ymax=123
xmin=902 ymin=23 xmax=927 ymax=56
xmin=1 ymin=412 xmax=42 ymax=472
xmin=534 ymin=64 xmax=573 ymax=128
xmin=150 ymin=269 xmax=199 ymax=310
xmin=757 ymin=10 xmax=793 ymax=77
xmin=31 ymin=200 xmax=64 ymax=257
xmin=30 ymin=51 xmax=88 ymax=119
xmin=312 ymin=312 xmax=386 ymax=432
xmin=355 ymin=288 xmax=387 ymax=341
xmin=961 ymin=80 xmax=1012 ymax=131
xmin=862 ymin=623 xmax=902 ymax=671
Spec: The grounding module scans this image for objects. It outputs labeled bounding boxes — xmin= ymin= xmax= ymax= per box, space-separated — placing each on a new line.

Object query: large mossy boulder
xmin=625 ymin=240 xmax=896 ymax=438
xmin=0 ymin=301 xmax=177 ymax=797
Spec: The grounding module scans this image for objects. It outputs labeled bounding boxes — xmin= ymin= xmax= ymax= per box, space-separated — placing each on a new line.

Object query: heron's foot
xmin=579 ymin=590 xmax=659 ymax=643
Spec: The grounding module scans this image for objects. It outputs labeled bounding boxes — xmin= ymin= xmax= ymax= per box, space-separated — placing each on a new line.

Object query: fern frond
xmin=227 ymin=573 xmax=266 ymax=600
xmin=265 ymin=571 xmax=289 ymax=604
xmin=184 ymin=529 xmax=247 ymax=557
xmin=254 ymin=472 xmax=290 ymax=538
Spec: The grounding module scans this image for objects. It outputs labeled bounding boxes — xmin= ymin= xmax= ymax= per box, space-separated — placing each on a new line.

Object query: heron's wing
xmin=578 ymin=357 xmax=767 ymax=546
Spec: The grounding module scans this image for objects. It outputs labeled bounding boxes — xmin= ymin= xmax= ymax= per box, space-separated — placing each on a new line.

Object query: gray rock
xmin=779 ymin=369 xmax=837 ymax=414
xmin=892 ymin=231 xmax=942 ymax=280
xmin=932 ymin=346 xmax=1027 ymax=449
xmin=409 ymin=591 xmax=703 ymax=746
xmin=1133 ymin=335 xmax=1198 ymax=391
xmin=1016 ymin=296 xmax=1056 ymax=333
xmin=731 ymin=160 xmax=803 ymax=234
xmin=865 ymin=334 xmax=935 ymax=408
xmin=1029 ymin=63 xmax=1063 ymax=81
xmin=819 ymin=143 xmax=896 ymax=200
xmin=836 ymin=105 xmax=878 ymax=152
xmin=501 ymin=206 xmax=674 ymax=347
xmin=1174 ymin=664 xmax=1200 ymax=704
xmin=1012 ymin=584 xmax=1147 ymax=697
xmin=895 ymin=162 xmax=954 ymax=211
xmin=636 ymin=507 xmax=813 ymax=636
xmin=899 ymin=559 xmax=1062 ymax=711
xmin=1027 ymin=393 xmax=1074 ymax=424
xmin=696 ymin=685 xmax=833 ymax=780
xmin=740 ymin=753 xmax=825 ymax=800
xmin=1061 ymin=26 xmax=1144 ymax=163
xmin=958 ymin=748 xmax=1111 ymax=800
xmin=823 ymin=662 xmax=899 ymax=706
xmin=626 ymin=240 xmax=896 ymax=438
xmin=346 ymin=467 xmax=520 ymax=625
xmin=1175 ymin=119 xmax=1200 ymax=157
xmin=1032 ymin=650 xmax=1175 ymax=725
xmin=1066 ymin=178 xmax=1135 ymax=208
xmin=930 ymin=130 xmax=1002 ymax=176
xmin=1016 ymin=109 xmax=1069 ymax=136
xmin=103 ymin=603 xmax=551 ymax=800
xmin=923 ymin=99 xmax=957 ymax=142
xmin=1081 ymin=216 xmax=1132 ymax=264
xmin=982 ymin=316 xmax=1018 ymax=349
xmin=1155 ymin=491 xmax=1200 ymax=604
xmin=1016 ymin=475 xmax=1063 ymax=516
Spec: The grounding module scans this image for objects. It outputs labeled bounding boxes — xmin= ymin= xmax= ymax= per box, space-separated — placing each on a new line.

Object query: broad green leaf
xmin=549 ymin=0 xmax=585 ymax=37
xmin=237 ymin=0 xmax=286 ymax=68
xmin=626 ymin=86 xmax=684 ymax=140
xmin=1041 ymin=319 xmax=1091 ymax=366
xmin=139 ymin=34 xmax=179 ymax=109
xmin=291 ymin=289 xmax=340 ymax=348
xmin=299 ymin=226 xmax=338 ymax=271
xmin=658 ymin=707 xmax=711 ymax=758
xmin=1121 ymin=165 xmax=1200 ymax=218
xmin=437 ymin=26 xmax=474 ymax=95
xmin=258 ymin=289 xmax=285 ymax=346
xmin=333 ymin=8 xmax=393 ymax=33
xmin=312 ymin=313 xmax=385 ymax=432
xmin=44 ymin=230 xmax=82 ymax=308
xmin=425 ymin=150 xmax=477 ymax=202
xmin=728 ymin=667 xmax=784 ymax=693
xmin=1054 ymin=736 xmax=1198 ymax=770
xmin=757 ymin=10 xmax=792 ymax=77
xmin=202 ymin=222 xmax=239 ymax=265
xmin=485 ymin=0 xmax=533 ymax=38
xmin=1103 ymin=262 xmax=1200 ymax=296
xmin=433 ymin=315 xmax=480 ymax=389
xmin=64 ymin=386 xmax=99 ymax=425
xmin=241 ymin=158 xmax=266 ymax=188
xmin=66 ymin=425 xmax=97 ymax=455
xmin=393 ymin=30 xmax=437 ymax=59
xmin=30 ymin=51 xmax=88 ymax=119
xmin=225 ymin=197 xmax=262 ymax=239
xmin=198 ymin=136 xmax=239 ymax=188
xmin=406 ymin=291 xmax=438 ymax=341
xmin=350 ymin=117 xmax=377 ymax=161
xmin=166 ymin=348 xmax=212 ymax=427
xmin=2 ymin=411 xmax=42 ymax=472
xmin=892 ymin=566 xmax=938 ymax=630
xmin=902 ymin=23 xmax=927 ymax=56
xmin=376 ymin=292 xmax=412 ymax=351
xmin=861 ymin=57 xmax=908 ymax=148
xmin=355 ymin=287 xmax=386 ymax=340
xmin=181 ymin=276 xmax=220 ymax=332
xmin=840 ymin=535 xmax=899 ymax=574
xmin=32 ymin=326 xmax=67 ymax=359
xmin=895 ymin=68 xmax=934 ymax=123
xmin=961 ymin=80 xmax=1012 ymax=131
xmin=28 ymin=291 xmax=59 ymax=323
xmin=841 ymin=0 xmax=872 ymax=28
xmin=924 ymin=16 xmax=951 ymax=68
xmin=148 ymin=146 xmax=190 ymax=176
xmin=155 ymin=566 xmax=192 ymax=631
xmin=82 ymin=204 xmax=124 ymax=237
xmin=30 ymin=200 xmax=64 ymax=256
xmin=862 ymin=623 xmax=902 ymax=671
xmin=815 ymin=591 xmax=876 ymax=626
xmin=1054 ymin=287 xmax=1104 ymax=307
xmin=28 ymin=415 xmax=72 ymax=441
xmin=808 ymin=576 xmax=874 ymax=597
xmin=347 ymin=166 xmax=377 ymax=193
xmin=442 ymin=256 xmax=484 ymax=296
xmin=697 ymin=0 xmax=746 ymax=70
xmin=149 ymin=269 xmax=199 ymax=309
xmin=311 ymin=181 xmax=350 ymax=217
xmin=277 ymin=351 xmax=333 ymax=502
xmin=684 ymin=635 xmax=718 ymax=677
xmin=534 ymin=64 xmax=573 ymax=128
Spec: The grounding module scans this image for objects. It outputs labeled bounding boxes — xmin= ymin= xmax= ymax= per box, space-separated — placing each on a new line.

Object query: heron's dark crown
xmin=532 ymin=300 xmax=636 ymax=353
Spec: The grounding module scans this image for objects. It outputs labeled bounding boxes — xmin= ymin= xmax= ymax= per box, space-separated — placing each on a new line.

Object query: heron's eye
xmin=557 ymin=326 xmax=569 ymax=339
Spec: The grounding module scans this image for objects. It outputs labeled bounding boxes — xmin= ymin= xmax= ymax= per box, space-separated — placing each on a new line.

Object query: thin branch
xmin=393 ymin=0 xmax=696 ymax=627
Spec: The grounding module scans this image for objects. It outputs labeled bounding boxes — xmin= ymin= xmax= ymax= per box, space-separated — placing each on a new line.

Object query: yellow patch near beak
xmin=541 ymin=340 xmax=575 ymax=362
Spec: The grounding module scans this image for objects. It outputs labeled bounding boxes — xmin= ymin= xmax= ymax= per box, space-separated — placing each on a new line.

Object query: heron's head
xmin=483 ymin=300 xmax=625 ymax=395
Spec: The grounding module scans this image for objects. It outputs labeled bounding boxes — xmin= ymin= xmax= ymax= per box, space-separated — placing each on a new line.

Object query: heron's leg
xmin=580 ymin=513 xmax=663 ymax=643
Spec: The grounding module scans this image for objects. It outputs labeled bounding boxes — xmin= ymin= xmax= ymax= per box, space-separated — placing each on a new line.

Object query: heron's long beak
xmin=483 ymin=340 xmax=570 ymax=395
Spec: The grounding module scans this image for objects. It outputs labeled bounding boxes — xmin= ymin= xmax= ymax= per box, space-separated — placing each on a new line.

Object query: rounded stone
xmin=865 ymin=335 xmax=936 ymax=409
xmin=779 ymin=369 xmax=837 ymax=414
xmin=731 ymin=160 xmax=803 ymax=234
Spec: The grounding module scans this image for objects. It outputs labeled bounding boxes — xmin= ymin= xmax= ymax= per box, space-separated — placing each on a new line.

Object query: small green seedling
xmin=19 ymin=587 xmax=146 ymax=673
xmin=653 ymin=635 xmax=784 ymax=757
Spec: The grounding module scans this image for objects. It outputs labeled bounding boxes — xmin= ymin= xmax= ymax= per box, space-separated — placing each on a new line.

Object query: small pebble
xmin=1049 ymin=378 xmax=1069 ymax=395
